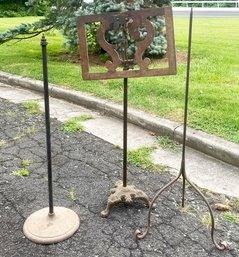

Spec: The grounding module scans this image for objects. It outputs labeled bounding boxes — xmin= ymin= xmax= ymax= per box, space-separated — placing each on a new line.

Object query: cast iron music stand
xmin=77 ymin=7 xmax=176 ymax=218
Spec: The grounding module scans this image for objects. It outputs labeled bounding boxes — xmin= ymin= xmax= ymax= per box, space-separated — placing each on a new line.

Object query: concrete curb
xmin=1 ymin=71 xmax=239 ymax=167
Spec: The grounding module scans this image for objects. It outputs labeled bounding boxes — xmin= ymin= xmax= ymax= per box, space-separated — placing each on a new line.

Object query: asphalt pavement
xmin=0 ymin=96 xmax=239 ymax=257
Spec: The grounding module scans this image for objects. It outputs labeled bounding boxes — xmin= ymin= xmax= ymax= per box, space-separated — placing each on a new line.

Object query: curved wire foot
xmin=135 ymin=228 xmax=148 ymax=240
xmin=214 ymin=241 xmax=226 ymax=251
xmin=135 ymin=173 xmax=226 ymax=251
xmin=185 ymin=177 xmax=226 ymax=251
xmin=135 ymin=174 xmax=181 ymax=240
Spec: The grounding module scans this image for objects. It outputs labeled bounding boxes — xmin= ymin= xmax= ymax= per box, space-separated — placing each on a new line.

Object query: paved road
xmin=0 ymin=97 xmax=239 ymax=257
xmin=173 ymin=7 xmax=239 ymax=17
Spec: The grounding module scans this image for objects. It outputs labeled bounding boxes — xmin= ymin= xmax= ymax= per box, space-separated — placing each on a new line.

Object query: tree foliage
xmin=0 ymin=0 xmax=171 ymax=57
xmin=0 ymin=0 xmax=27 ymax=17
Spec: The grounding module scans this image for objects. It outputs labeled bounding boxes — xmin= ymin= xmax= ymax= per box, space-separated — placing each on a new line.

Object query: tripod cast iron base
xmin=100 ymin=180 xmax=153 ymax=218
xmin=23 ymin=207 xmax=80 ymax=244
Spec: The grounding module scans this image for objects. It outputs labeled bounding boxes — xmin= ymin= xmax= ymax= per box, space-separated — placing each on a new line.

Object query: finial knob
xmin=41 ymin=34 xmax=48 ymax=46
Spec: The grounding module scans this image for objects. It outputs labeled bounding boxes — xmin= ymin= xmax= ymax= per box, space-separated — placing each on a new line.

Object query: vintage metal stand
xmin=101 ymin=18 xmax=153 ymax=218
xmin=135 ymin=9 xmax=226 ymax=251
xmin=77 ymin=7 xmax=177 ymax=218
xmin=23 ymin=35 xmax=80 ymax=244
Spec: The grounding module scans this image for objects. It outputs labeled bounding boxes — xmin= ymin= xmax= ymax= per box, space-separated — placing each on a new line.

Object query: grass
xmin=114 ymin=144 xmax=121 ymax=149
xmin=21 ymin=159 xmax=32 ymax=166
xmin=228 ymin=198 xmax=239 ymax=212
xmin=6 ymin=111 xmax=17 ymax=117
xmin=223 ymin=211 xmax=239 ymax=225
xmin=61 ymin=115 xmax=93 ymax=133
xmin=68 ymin=187 xmax=77 ymax=201
xmin=21 ymin=101 xmax=42 ymax=114
xmin=10 ymin=168 xmax=30 ymax=177
xmin=181 ymin=205 xmax=197 ymax=217
xmin=128 ymin=146 xmax=168 ymax=172
xmin=10 ymin=159 xmax=32 ymax=177
xmin=61 ymin=119 xmax=84 ymax=133
xmin=0 ymin=140 xmax=6 ymax=147
xmin=201 ymin=214 xmax=212 ymax=228
xmin=13 ymin=126 xmax=36 ymax=140
xmin=0 ymin=17 xmax=239 ymax=143
xmin=157 ymin=135 xmax=180 ymax=152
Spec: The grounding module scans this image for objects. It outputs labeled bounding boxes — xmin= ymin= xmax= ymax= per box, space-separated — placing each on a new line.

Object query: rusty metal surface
xmin=77 ymin=7 xmax=176 ymax=80
xmin=100 ymin=181 xmax=152 ymax=218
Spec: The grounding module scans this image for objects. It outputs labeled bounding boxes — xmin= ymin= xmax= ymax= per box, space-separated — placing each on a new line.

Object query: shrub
xmin=0 ymin=0 xmax=171 ymax=57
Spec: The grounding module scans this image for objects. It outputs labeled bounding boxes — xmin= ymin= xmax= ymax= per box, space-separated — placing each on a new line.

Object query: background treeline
xmin=0 ymin=0 xmax=45 ymax=17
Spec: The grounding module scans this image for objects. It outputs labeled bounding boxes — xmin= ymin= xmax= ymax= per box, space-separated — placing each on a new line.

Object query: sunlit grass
xmin=128 ymin=146 xmax=168 ymax=172
xmin=61 ymin=115 xmax=93 ymax=133
xmin=0 ymin=17 xmax=239 ymax=143
xmin=21 ymin=100 xmax=41 ymax=114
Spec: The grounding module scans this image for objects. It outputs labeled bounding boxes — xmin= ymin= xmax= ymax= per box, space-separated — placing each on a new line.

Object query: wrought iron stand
xmin=23 ymin=35 xmax=80 ymax=244
xmin=135 ymin=9 xmax=226 ymax=251
xmin=100 ymin=20 xmax=153 ymax=218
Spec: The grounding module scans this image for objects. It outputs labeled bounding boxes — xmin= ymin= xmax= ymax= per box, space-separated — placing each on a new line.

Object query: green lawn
xmin=0 ymin=16 xmax=239 ymax=143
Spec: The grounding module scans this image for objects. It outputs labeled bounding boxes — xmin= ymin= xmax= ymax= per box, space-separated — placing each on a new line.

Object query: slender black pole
xmin=181 ymin=8 xmax=193 ymax=208
xmin=41 ymin=35 xmax=54 ymax=215
xmin=123 ymin=77 xmax=128 ymax=187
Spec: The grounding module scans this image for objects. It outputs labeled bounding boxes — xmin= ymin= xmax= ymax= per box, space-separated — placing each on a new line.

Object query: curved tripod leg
xmin=100 ymin=198 xmax=121 ymax=218
xmin=184 ymin=177 xmax=226 ymax=251
xmin=135 ymin=173 xmax=181 ymax=239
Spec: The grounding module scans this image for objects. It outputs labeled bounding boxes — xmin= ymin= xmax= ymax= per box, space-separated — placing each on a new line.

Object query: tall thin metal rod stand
xmin=135 ymin=8 xmax=226 ymax=251
xmin=41 ymin=34 xmax=54 ymax=215
xmin=123 ymin=77 xmax=128 ymax=187
xmin=181 ymin=4 xmax=193 ymax=208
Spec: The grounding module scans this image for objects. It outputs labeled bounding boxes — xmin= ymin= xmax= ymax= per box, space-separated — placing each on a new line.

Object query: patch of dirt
xmin=54 ymin=50 xmax=187 ymax=66
xmin=148 ymin=50 xmax=187 ymax=65
xmin=176 ymin=50 xmax=188 ymax=63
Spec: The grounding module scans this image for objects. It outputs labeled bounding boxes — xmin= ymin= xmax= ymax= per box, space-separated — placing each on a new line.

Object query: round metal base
xmin=23 ymin=207 xmax=80 ymax=244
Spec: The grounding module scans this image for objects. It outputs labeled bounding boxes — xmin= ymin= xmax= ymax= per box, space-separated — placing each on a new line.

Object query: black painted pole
xmin=181 ymin=8 xmax=193 ymax=208
xmin=41 ymin=35 xmax=54 ymax=215
xmin=123 ymin=77 xmax=128 ymax=187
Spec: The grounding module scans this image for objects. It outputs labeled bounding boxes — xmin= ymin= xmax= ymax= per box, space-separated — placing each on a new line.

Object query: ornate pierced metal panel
xmin=77 ymin=7 xmax=176 ymax=80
